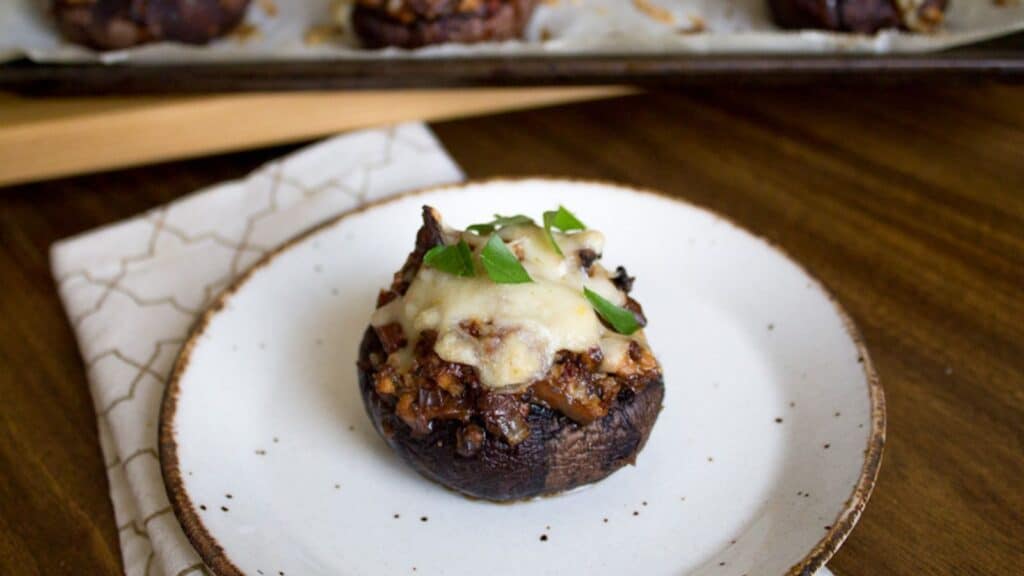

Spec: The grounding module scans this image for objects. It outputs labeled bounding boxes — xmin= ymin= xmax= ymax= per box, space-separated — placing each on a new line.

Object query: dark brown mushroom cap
xmin=767 ymin=0 xmax=947 ymax=33
xmin=358 ymin=327 xmax=665 ymax=501
xmin=53 ymin=0 xmax=251 ymax=50
xmin=351 ymin=0 xmax=537 ymax=49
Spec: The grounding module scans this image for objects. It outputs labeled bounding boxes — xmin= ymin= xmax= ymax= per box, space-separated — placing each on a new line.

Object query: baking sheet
xmin=2 ymin=0 xmax=1024 ymax=65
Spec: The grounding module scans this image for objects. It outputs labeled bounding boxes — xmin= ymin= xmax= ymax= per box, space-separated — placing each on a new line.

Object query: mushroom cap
xmin=357 ymin=327 xmax=665 ymax=502
xmin=351 ymin=0 xmax=537 ymax=49
xmin=53 ymin=0 xmax=251 ymax=50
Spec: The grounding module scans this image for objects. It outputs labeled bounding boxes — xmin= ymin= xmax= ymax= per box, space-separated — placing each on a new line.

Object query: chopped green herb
xmin=480 ymin=235 xmax=532 ymax=284
xmin=423 ymin=241 xmax=475 ymax=277
xmin=584 ymin=287 xmax=640 ymax=335
xmin=545 ymin=206 xmax=586 ymax=232
xmin=467 ymin=214 xmax=535 ymax=235
xmin=543 ymin=206 xmax=586 ymax=256
xmin=421 ymin=206 xmax=584 ymax=280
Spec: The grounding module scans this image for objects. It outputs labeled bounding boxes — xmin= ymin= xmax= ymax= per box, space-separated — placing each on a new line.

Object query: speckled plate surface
xmin=160 ymin=179 xmax=884 ymax=576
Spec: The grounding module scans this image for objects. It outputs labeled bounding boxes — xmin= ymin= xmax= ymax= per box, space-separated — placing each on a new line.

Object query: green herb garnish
xmin=542 ymin=206 xmax=586 ymax=256
xmin=467 ymin=214 xmax=535 ymax=235
xmin=584 ymin=287 xmax=640 ymax=335
xmin=480 ymin=235 xmax=532 ymax=284
xmin=423 ymin=240 xmax=475 ymax=277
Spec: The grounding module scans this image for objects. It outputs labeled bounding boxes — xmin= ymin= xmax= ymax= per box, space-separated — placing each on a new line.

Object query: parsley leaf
xmin=467 ymin=214 xmax=535 ymax=235
xmin=542 ymin=206 xmax=586 ymax=256
xmin=480 ymin=235 xmax=532 ymax=284
xmin=423 ymin=241 xmax=475 ymax=277
xmin=584 ymin=287 xmax=640 ymax=335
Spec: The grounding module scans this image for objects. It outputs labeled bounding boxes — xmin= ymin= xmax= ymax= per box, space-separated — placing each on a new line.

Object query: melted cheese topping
xmin=372 ymin=224 xmax=645 ymax=391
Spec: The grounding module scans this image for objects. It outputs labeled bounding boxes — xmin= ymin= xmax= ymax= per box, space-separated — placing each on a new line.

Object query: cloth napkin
xmin=51 ymin=123 xmax=463 ymax=576
xmin=51 ymin=121 xmax=835 ymax=576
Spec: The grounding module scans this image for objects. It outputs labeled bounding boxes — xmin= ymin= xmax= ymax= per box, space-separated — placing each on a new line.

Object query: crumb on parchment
xmin=305 ymin=25 xmax=343 ymax=46
xmin=259 ymin=0 xmax=279 ymax=17
xmin=230 ymin=23 xmax=261 ymax=43
xmin=632 ymin=0 xmax=674 ymax=25
xmin=302 ymin=0 xmax=353 ymax=46
xmin=678 ymin=15 xmax=705 ymax=34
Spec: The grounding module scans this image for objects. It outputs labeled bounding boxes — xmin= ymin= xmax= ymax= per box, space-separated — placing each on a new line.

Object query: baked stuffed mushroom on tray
xmin=52 ymin=0 xmax=251 ymax=50
xmin=768 ymin=0 xmax=947 ymax=33
xmin=358 ymin=205 xmax=663 ymax=501
xmin=352 ymin=0 xmax=539 ymax=49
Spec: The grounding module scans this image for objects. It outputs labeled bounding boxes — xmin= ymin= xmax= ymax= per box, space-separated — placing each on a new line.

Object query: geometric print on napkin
xmin=50 ymin=123 xmax=464 ymax=576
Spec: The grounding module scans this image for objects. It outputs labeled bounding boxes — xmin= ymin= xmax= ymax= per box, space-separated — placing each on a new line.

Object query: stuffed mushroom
xmin=768 ymin=0 xmax=947 ymax=33
xmin=351 ymin=0 xmax=538 ymax=49
xmin=52 ymin=0 xmax=251 ymax=50
xmin=357 ymin=205 xmax=663 ymax=501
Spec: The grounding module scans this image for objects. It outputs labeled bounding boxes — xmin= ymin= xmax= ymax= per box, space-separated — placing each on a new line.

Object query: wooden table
xmin=1 ymin=86 xmax=1022 ymax=575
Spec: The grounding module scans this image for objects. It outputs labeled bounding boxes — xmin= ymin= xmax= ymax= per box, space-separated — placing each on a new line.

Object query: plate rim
xmin=158 ymin=177 xmax=886 ymax=576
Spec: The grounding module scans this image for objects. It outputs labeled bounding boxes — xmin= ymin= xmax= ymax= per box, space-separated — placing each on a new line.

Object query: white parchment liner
xmin=2 ymin=0 xmax=1023 ymax=65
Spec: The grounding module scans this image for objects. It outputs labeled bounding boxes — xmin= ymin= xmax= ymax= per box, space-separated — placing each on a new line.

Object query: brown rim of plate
xmin=159 ymin=176 xmax=886 ymax=576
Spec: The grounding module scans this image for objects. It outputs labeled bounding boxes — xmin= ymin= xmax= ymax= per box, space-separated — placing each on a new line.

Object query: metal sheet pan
xmin=2 ymin=0 xmax=1022 ymax=94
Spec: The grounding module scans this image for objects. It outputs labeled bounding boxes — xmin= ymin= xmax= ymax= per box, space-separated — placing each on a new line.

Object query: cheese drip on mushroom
xmin=371 ymin=224 xmax=646 ymax=391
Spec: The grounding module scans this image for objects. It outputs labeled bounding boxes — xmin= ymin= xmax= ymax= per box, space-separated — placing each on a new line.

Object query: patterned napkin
xmin=51 ymin=123 xmax=463 ymax=576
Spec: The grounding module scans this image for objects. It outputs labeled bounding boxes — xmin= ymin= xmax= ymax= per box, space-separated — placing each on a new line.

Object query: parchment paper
xmin=2 ymin=0 xmax=1023 ymax=65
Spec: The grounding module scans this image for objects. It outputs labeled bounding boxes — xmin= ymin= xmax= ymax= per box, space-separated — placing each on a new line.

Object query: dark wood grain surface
xmin=1 ymin=85 xmax=1022 ymax=575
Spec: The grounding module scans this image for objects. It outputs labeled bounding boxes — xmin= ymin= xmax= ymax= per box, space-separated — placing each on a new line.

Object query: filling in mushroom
xmin=363 ymin=207 xmax=661 ymax=452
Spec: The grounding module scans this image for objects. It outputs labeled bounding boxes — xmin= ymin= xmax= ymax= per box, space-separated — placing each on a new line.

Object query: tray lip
xmin=3 ymin=44 xmax=1024 ymax=95
xmin=158 ymin=176 xmax=887 ymax=576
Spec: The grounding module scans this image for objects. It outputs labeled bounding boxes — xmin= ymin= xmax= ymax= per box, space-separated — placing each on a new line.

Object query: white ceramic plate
xmin=161 ymin=179 xmax=884 ymax=576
